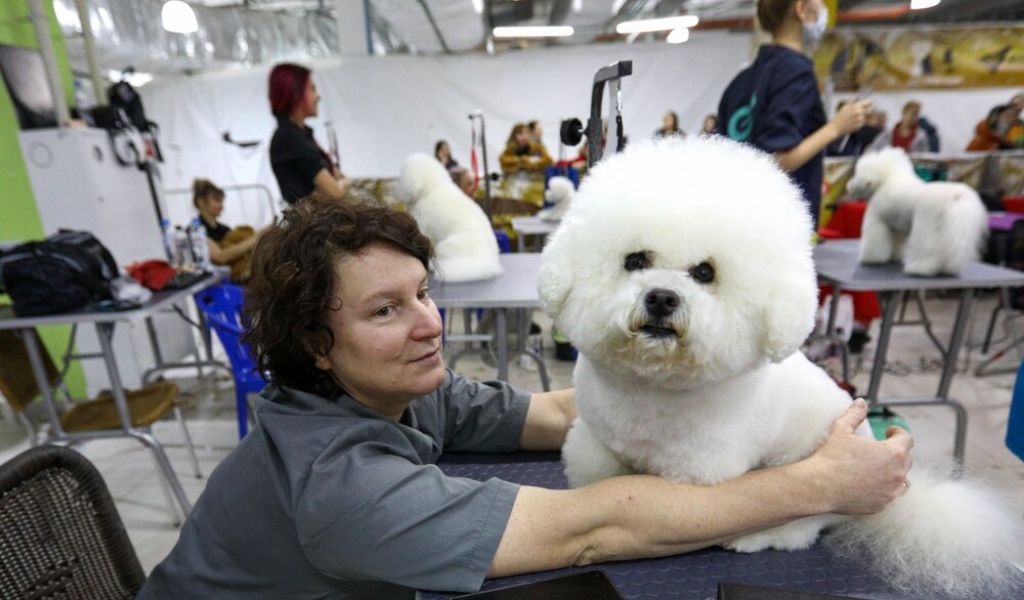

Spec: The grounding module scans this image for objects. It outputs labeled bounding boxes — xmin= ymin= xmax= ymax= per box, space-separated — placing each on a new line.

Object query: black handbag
xmin=0 ymin=230 xmax=119 ymax=317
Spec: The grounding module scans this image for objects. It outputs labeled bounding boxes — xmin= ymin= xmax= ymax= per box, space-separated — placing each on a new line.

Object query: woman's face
xmin=702 ymin=116 xmax=716 ymax=133
xmin=199 ymin=193 xmax=224 ymax=218
xmin=298 ymin=78 xmax=320 ymax=118
xmin=437 ymin=143 xmax=450 ymax=160
xmin=314 ymin=242 xmax=445 ymax=415
xmin=515 ymin=129 xmax=531 ymax=147
xmin=663 ymin=113 xmax=675 ymax=130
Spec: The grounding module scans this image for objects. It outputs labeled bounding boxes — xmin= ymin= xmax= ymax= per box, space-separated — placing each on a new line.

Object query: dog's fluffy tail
xmin=939 ymin=186 xmax=989 ymax=273
xmin=826 ymin=467 xmax=1024 ymax=598
xmin=434 ymin=256 xmax=503 ymax=282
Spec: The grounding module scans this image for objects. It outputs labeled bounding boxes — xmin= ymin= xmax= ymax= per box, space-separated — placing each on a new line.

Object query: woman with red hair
xmin=268 ymin=63 xmax=349 ymax=204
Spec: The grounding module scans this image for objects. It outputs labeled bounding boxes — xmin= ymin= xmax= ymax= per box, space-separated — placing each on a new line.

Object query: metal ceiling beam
xmin=548 ymin=0 xmax=572 ymax=25
xmin=416 ymin=0 xmax=452 ymax=54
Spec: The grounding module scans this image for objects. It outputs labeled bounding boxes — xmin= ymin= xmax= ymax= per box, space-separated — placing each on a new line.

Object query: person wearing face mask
xmin=717 ymin=0 xmax=871 ymax=227
xmin=268 ymin=63 xmax=350 ymax=204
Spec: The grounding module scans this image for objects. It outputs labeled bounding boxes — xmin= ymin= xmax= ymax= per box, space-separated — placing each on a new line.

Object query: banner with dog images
xmin=815 ymin=27 xmax=1024 ymax=92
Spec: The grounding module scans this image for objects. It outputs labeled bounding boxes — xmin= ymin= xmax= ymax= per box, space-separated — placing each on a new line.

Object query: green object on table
xmin=868 ymin=406 xmax=910 ymax=440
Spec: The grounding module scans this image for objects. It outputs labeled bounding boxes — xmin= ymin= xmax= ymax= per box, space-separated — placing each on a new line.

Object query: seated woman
xmin=499 ymin=122 xmax=552 ymax=174
xmin=138 ymin=198 xmax=912 ymax=599
xmin=192 ymin=178 xmax=265 ymax=282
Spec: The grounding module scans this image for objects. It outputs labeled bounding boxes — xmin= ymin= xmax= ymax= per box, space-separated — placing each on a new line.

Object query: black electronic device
xmin=452 ymin=571 xmax=623 ymax=599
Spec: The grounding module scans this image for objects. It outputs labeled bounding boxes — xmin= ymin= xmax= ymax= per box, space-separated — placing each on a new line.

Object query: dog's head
xmin=396 ymin=153 xmax=456 ymax=205
xmin=847 ymin=147 xmax=914 ymax=199
xmin=538 ymin=137 xmax=817 ymax=388
xmin=545 ymin=176 xmax=575 ymax=206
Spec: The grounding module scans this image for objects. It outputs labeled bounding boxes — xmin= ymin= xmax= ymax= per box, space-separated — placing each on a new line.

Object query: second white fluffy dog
xmin=539 ymin=137 xmax=1022 ymax=598
xmin=848 ymin=147 xmax=987 ymax=276
xmin=397 ymin=154 xmax=502 ymax=282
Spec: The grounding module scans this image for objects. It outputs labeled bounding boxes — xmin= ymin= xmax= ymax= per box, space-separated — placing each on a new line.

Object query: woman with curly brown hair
xmin=139 ymin=199 xmax=912 ymax=599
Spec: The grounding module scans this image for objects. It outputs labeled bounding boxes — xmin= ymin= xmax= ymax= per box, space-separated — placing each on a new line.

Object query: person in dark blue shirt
xmin=718 ymin=0 xmax=870 ymax=227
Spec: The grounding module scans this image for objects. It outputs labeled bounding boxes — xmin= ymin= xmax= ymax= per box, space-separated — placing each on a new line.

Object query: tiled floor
xmin=1 ymin=294 xmax=1023 ymax=574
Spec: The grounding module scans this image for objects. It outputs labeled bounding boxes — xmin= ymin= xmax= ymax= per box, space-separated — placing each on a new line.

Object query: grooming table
xmin=417 ymin=454 xmax=929 ymax=600
xmin=814 ymin=239 xmax=1024 ymax=462
xmin=510 ymin=216 xmax=558 ymax=252
xmin=430 ymin=253 xmax=549 ymax=390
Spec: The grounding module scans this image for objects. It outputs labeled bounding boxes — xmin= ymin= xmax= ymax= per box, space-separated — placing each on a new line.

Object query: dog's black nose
xmin=644 ymin=288 xmax=679 ymax=318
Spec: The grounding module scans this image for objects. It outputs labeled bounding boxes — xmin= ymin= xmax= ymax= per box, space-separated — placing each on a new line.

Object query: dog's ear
xmin=760 ymin=268 xmax=818 ymax=363
xmin=537 ymin=223 xmax=575 ymax=319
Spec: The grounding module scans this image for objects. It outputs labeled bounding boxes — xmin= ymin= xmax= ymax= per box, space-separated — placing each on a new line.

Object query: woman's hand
xmin=800 ymin=399 xmax=913 ymax=515
xmin=830 ymin=100 xmax=873 ymax=136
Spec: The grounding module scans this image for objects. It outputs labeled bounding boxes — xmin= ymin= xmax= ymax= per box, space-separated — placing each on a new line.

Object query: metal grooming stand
xmin=586 ymin=61 xmax=632 ymax=168
xmin=468 ymin=111 xmax=493 ymax=221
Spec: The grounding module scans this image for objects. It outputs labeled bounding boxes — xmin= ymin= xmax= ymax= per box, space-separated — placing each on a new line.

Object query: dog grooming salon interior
xmin=4 ymin=1 xmax=1024 ymax=599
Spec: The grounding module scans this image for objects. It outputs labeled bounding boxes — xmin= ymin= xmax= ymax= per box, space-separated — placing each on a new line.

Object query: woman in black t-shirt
xmin=193 ymin=179 xmax=264 ymax=281
xmin=267 ymin=63 xmax=349 ymax=204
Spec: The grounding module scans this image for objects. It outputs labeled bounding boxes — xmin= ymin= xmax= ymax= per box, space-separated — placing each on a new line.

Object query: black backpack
xmin=0 ymin=230 xmax=119 ymax=317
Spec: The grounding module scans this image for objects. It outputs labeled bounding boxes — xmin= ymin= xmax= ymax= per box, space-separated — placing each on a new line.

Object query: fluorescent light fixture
xmin=492 ymin=25 xmax=574 ymax=38
xmin=910 ymin=0 xmax=940 ymax=8
xmin=616 ymin=15 xmax=698 ymax=34
xmin=107 ymin=70 xmax=154 ymax=87
xmin=666 ymin=27 xmax=689 ymax=44
xmin=471 ymin=0 xmax=484 ymax=15
xmin=572 ymin=0 xmax=583 ymax=12
xmin=161 ymin=0 xmax=198 ymax=34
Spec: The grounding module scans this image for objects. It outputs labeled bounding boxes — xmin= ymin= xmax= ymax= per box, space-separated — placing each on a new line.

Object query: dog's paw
xmin=724 ymin=521 xmax=823 ymax=552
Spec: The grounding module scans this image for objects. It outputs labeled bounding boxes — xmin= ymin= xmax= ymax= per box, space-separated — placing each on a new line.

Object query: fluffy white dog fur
xmin=537 ymin=176 xmax=575 ymax=222
xmin=396 ymin=153 xmax=502 ymax=282
xmin=538 ymin=137 xmax=1023 ymax=597
xmin=848 ymin=147 xmax=988 ymax=276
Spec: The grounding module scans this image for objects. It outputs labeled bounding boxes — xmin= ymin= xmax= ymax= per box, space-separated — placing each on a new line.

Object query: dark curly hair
xmin=243 ymin=198 xmax=433 ymax=398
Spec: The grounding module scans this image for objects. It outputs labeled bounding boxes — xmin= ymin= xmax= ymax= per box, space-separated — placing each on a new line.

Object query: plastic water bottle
xmin=160 ymin=218 xmax=174 ymax=262
xmin=190 ymin=217 xmax=211 ymax=271
xmin=73 ymin=79 xmax=94 ymax=126
xmin=173 ymin=226 xmax=193 ymax=270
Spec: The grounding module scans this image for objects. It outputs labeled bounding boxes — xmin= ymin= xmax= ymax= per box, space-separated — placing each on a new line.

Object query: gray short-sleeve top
xmin=138 ymin=370 xmax=531 ymax=599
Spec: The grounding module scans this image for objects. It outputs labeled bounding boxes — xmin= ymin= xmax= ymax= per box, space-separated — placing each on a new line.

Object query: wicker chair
xmin=0 ymin=327 xmax=200 ymax=522
xmin=0 ymin=445 xmax=145 ymax=599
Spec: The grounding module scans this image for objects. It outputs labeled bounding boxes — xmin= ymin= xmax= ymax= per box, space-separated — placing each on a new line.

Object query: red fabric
xmin=816 ymin=200 xmax=881 ymax=324
xmin=127 ymin=260 xmax=177 ymax=291
xmin=890 ymin=123 xmax=916 ymax=151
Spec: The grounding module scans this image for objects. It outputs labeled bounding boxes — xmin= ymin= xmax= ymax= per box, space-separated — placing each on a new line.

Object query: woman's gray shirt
xmin=138 ymin=370 xmax=531 ymax=599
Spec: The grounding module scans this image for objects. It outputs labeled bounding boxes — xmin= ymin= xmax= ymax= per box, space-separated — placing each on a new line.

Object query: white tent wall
xmin=142 ymin=30 xmax=753 ymax=225
xmin=142 ymin=30 xmax=1022 ymax=228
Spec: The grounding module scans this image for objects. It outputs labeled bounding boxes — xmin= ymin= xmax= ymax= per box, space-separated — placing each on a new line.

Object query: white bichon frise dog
xmin=537 ymin=176 xmax=575 ymax=223
xmin=396 ymin=153 xmax=502 ymax=282
xmin=848 ymin=147 xmax=988 ymax=276
xmin=538 ymin=137 xmax=1023 ymax=597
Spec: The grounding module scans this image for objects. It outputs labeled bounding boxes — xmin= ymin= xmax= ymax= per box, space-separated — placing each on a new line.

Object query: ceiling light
xmin=107 ymin=70 xmax=154 ymax=87
xmin=666 ymin=28 xmax=689 ymax=44
xmin=492 ymin=26 xmax=574 ymax=38
xmin=161 ymin=1 xmax=198 ymax=34
xmin=909 ymin=0 xmax=940 ymax=8
xmin=471 ymin=0 xmax=484 ymax=15
xmin=616 ymin=15 xmax=699 ymax=35
xmin=572 ymin=0 xmax=583 ymax=12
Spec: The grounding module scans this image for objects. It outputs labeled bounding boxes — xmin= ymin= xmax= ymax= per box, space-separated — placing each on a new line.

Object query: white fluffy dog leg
xmin=902 ymin=203 xmax=946 ymax=276
xmin=858 ymin=215 xmax=896 ymax=264
xmin=726 ymin=513 xmax=847 ymax=552
xmin=562 ymin=418 xmax=632 ymax=488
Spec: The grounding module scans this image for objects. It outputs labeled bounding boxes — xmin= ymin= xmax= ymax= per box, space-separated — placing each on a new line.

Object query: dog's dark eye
xmin=690 ymin=261 xmax=715 ymax=283
xmin=624 ymin=252 xmax=649 ymax=272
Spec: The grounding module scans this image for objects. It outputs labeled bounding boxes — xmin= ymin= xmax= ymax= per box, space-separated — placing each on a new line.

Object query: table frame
xmin=814 ymin=240 xmax=1024 ymax=462
xmin=0 ymin=276 xmax=229 ymax=520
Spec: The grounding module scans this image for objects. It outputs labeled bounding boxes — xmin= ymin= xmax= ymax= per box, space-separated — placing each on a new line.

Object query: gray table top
xmin=430 ymin=253 xmax=542 ymax=309
xmin=511 ymin=216 xmax=559 ymax=235
xmin=0 ymin=275 xmax=218 ymax=329
xmin=813 ymin=240 xmax=1024 ymax=292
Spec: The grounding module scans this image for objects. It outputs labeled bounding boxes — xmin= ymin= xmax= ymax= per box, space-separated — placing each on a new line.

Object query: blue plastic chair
xmin=1008 ymin=360 xmax=1024 ymax=462
xmin=194 ymin=283 xmax=266 ymax=439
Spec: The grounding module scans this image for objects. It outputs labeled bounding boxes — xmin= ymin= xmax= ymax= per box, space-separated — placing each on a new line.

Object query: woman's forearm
xmin=774 ymin=122 xmax=840 ymax=172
